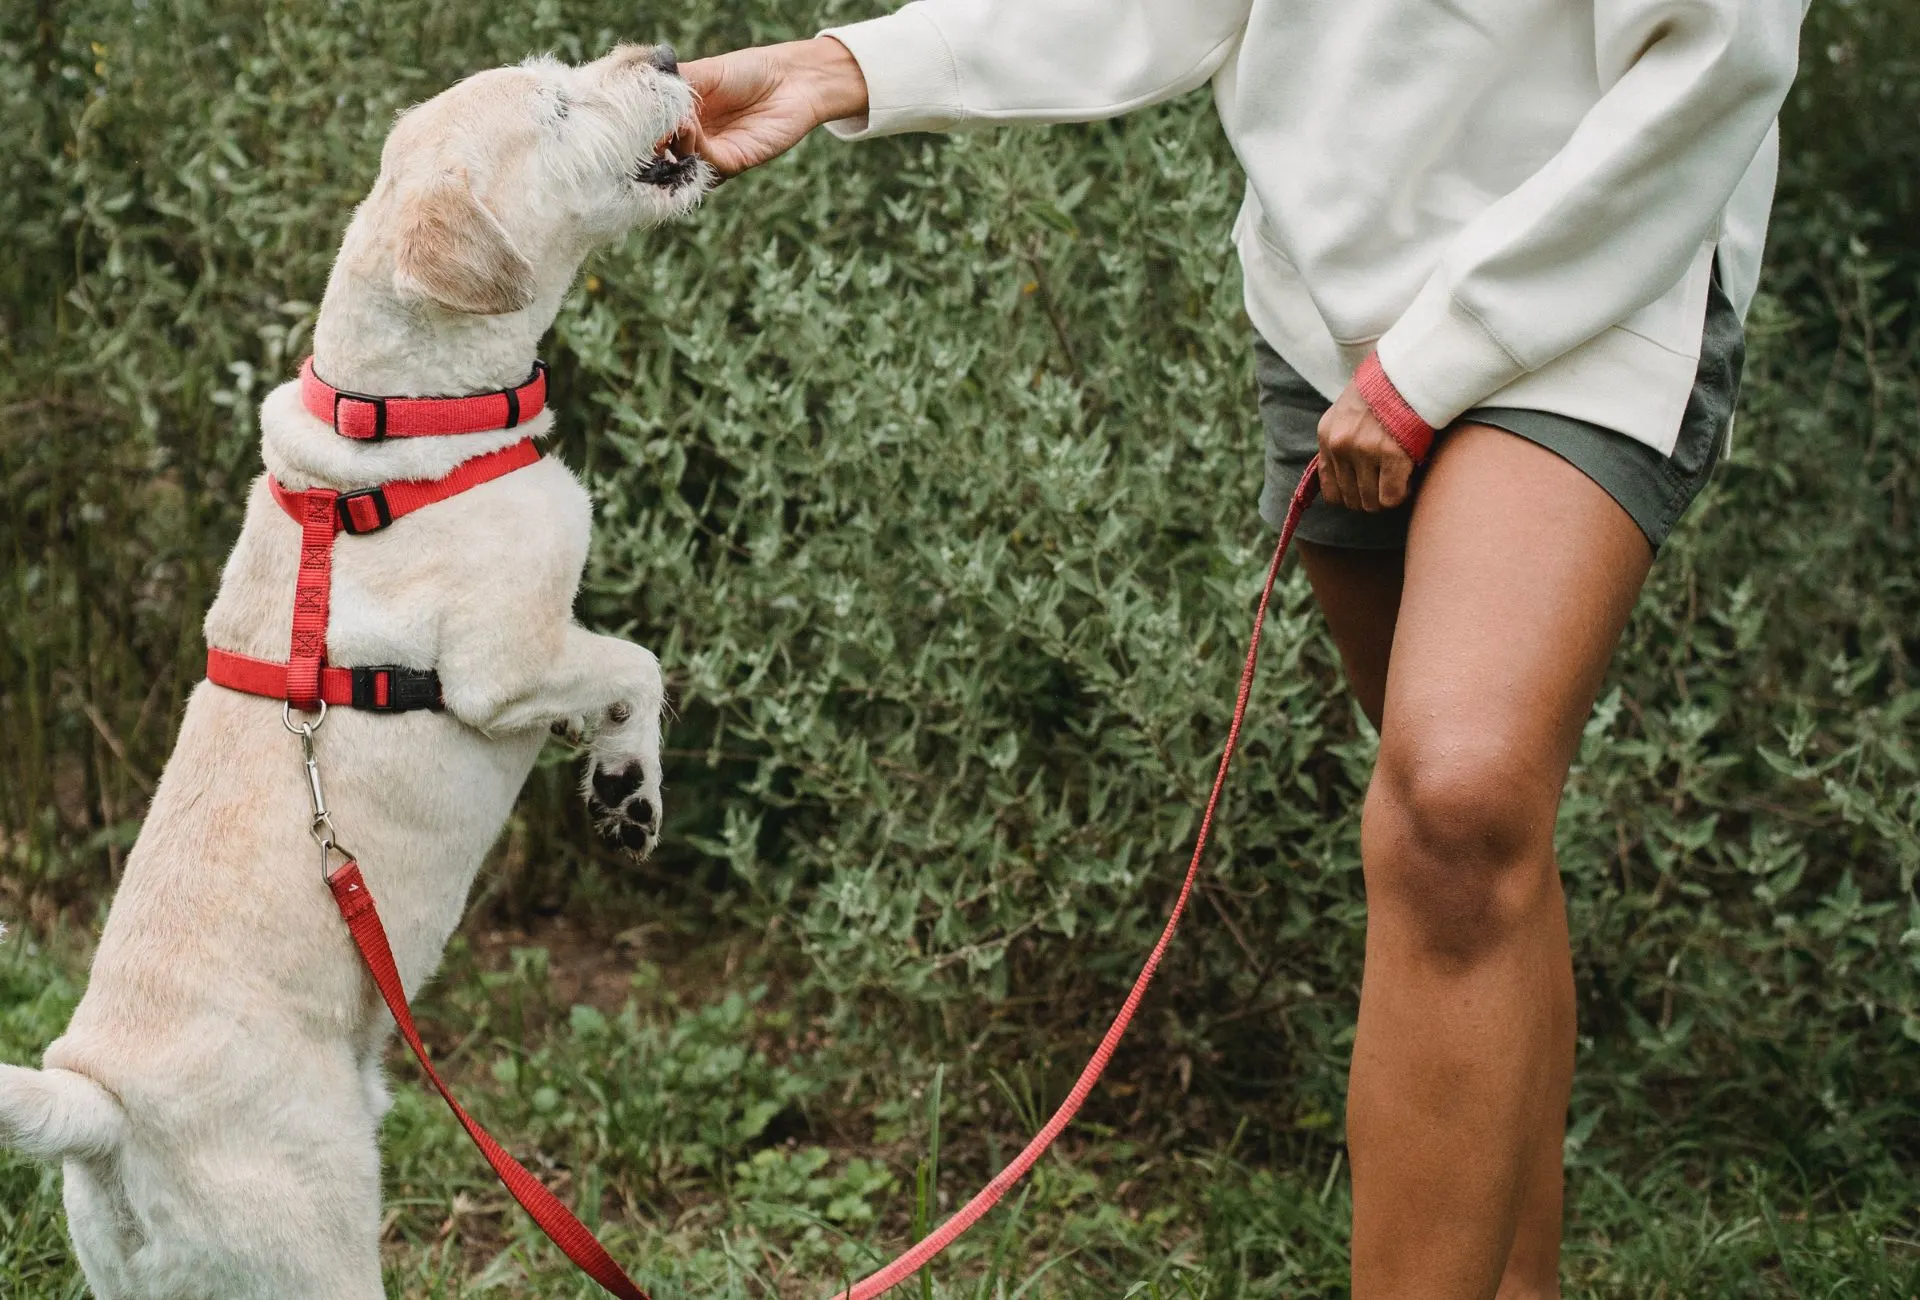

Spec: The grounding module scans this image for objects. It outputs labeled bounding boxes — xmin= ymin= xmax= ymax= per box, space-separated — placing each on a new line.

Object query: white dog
xmin=0 ymin=45 xmax=707 ymax=1297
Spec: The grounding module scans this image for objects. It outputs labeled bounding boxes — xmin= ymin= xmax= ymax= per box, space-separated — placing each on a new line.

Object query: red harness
xmin=222 ymin=356 xmax=661 ymax=1290
xmin=205 ymin=362 xmax=546 ymax=712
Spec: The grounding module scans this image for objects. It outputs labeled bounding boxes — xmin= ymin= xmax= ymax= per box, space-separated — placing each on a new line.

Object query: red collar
xmin=300 ymin=356 xmax=549 ymax=441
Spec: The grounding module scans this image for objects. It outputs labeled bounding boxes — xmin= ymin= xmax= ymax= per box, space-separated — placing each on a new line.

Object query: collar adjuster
xmin=503 ymin=361 xmax=548 ymax=429
xmin=337 ymin=487 xmax=393 ymax=535
xmin=332 ymin=389 xmax=389 ymax=441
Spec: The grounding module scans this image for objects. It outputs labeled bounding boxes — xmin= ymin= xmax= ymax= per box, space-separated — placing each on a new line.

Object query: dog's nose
xmin=648 ymin=44 xmax=678 ymax=76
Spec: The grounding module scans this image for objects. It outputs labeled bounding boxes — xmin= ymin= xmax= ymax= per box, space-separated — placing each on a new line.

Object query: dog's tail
xmin=0 ymin=1064 xmax=125 ymax=1160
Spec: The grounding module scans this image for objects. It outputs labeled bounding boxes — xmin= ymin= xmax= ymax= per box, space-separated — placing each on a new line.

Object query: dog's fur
xmin=0 ymin=47 xmax=708 ymax=1298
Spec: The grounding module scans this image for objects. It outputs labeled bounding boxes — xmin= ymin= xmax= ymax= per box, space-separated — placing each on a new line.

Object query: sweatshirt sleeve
xmin=1372 ymin=0 xmax=1804 ymax=429
xmin=819 ymin=0 xmax=1253 ymax=139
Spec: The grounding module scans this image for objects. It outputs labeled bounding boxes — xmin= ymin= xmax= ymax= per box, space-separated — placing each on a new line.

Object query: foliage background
xmin=1 ymin=0 xmax=1916 ymax=1295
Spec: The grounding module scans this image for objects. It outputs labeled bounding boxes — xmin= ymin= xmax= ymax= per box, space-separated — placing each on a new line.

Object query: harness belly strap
xmin=206 ymin=436 xmax=542 ymax=711
xmin=206 ymin=650 xmax=446 ymax=712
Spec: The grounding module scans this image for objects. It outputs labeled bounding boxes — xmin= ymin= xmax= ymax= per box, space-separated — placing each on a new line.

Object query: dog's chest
xmin=202 ymin=484 xmax=443 ymax=668
xmin=202 ymin=460 xmax=589 ymax=673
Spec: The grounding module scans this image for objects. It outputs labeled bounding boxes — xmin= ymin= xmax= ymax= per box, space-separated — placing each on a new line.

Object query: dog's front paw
xmin=586 ymin=718 xmax=663 ymax=858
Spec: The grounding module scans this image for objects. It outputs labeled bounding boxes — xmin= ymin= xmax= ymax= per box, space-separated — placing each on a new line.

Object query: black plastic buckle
xmin=350 ymin=665 xmax=443 ymax=713
xmin=336 ymin=487 xmax=393 ymax=535
xmin=503 ymin=360 xmax=548 ymax=429
xmin=333 ymin=389 xmax=389 ymax=441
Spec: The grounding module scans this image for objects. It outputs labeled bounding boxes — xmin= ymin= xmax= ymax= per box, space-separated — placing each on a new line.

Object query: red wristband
xmin=1354 ymin=352 xmax=1437 ymax=465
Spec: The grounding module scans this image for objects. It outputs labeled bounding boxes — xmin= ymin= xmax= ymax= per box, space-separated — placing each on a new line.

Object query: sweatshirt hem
xmin=1242 ymin=231 xmax=1700 ymax=457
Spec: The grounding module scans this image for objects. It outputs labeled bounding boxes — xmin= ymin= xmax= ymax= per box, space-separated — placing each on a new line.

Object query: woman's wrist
xmin=788 ymin=36 xmax=869 ymax=127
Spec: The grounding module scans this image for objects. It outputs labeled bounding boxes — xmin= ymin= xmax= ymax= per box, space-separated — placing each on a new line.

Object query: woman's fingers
xmin=1320 ymin=449 xmax=1357 ymax=509
xmin=679 ymin=49 xmax=804 ymax=175
xmin=679 ymin=40 xmax=869 ymax=179
xmin=1319 ymin=381 xmax=1417 ymax=512
xmin=1378 ymin=450 xmax=1414 ymax=510
xmin=1318 ymin=393 xmax=1360 ymax=509
xmin=1355 ymin=455 xmax=1383 ymax=513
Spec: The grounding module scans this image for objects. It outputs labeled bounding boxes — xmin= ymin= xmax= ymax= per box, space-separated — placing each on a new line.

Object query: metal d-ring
xmin=282 ymin=699 xmax=328 ymax=735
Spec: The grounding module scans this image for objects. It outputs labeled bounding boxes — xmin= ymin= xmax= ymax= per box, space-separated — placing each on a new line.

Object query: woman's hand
xmin=679 ymin=38 xmax=870 ymax=178
xmin=1317 ymin=380 xmax=1417 ymax=512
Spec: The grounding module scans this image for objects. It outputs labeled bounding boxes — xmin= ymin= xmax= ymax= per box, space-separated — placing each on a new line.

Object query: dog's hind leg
xmin=62 ymin=1152 xmax=146 ymax=1299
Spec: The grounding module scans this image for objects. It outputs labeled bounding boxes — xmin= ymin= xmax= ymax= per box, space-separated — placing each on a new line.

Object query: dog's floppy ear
xmin=392 ymin=167 xmax=536 ymax=316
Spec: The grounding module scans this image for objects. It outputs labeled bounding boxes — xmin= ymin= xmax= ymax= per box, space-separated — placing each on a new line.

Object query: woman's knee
xmin=1362 ymin=732 xmax=1561 ymax=960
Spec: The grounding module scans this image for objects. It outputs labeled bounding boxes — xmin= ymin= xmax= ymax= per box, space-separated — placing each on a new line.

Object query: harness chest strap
xmin=206 ymin=437 xmax=542 ymax=711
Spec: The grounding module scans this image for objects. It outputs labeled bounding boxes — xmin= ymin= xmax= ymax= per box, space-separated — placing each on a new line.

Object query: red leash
xmin=312 ymin=459 xmax=1322 ymax=1299
xmin=327 ymin=860 xmax=653 ymax=1298
xmin=826 ymin=460 xmax=1321 ymax=1298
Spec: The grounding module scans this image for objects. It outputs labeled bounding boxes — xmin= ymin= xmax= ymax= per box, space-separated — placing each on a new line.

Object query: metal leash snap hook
xmin=287 ymin=699 xmax=345 ymax=880
xmin=309 ymin=799 xmax=353 ymax=884
xmin=310 ymin=810 xmax=339 ymax=851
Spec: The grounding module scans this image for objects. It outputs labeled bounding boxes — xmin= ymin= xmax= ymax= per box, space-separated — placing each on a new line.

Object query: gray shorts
xmin=1256 ymin=265 xmax=1745 ymax=553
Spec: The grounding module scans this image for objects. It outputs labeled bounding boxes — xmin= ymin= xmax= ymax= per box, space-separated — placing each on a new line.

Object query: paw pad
xmin=587 ymin=761 xmax=659 ymax=857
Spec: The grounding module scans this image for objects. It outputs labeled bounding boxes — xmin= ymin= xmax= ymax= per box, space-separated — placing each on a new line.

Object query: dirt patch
xmin=456 ymin=908 xmax=778 ymax=1017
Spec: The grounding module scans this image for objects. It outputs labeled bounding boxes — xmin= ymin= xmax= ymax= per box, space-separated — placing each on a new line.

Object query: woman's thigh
xmin=1299 ymin=541 xmax=1404 ymax=731
xmin=1360 ymin=422 xmax=1653 ymax=940
xmin=1297 ymin=417 xmax=1652 ymax=748
xmin=1387 ymin=422 xmax=1651 ymax=780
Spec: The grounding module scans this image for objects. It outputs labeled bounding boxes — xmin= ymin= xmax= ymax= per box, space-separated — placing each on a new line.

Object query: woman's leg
xmin=1301 ymin=522 xmax=1573 ymax=1298
xmin=1335 ymin=424 xmax=1650 ymax=1300
xmin=1298 ymin=541 xmax=1403 ymax=730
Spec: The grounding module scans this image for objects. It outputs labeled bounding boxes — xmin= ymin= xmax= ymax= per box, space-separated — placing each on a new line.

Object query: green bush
xmin=2 ymin=0 xmax=1916 ymax=1292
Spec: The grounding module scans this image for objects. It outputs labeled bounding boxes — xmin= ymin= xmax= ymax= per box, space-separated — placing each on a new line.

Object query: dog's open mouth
xmin=630 ymin=131 xmax=698 ymax=189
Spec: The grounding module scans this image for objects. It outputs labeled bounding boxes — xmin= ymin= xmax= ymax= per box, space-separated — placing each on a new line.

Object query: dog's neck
xmin=310 ymin=270 xmax=565 ymax=398
xmin=269 ymin=217 xmax=574 ymax=494
xmin=308 ymin=205 xmax=586 ymax=399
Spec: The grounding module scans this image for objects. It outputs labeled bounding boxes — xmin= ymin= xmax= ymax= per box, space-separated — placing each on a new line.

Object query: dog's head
xmin=364 ymin=45 xmax=708 ymax=317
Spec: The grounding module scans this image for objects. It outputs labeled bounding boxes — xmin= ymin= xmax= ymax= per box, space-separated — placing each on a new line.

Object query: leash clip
xmin=284 ymin=702 xmax=350 ymax=880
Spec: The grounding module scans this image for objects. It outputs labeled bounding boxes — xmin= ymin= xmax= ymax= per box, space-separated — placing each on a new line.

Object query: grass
xmin=4 ymin=911 xmax=1914 ymax=1298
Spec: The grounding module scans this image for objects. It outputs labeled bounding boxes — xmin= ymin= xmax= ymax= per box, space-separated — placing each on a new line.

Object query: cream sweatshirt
xmin=822 ymin=0 xmax=1806 ymax=455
